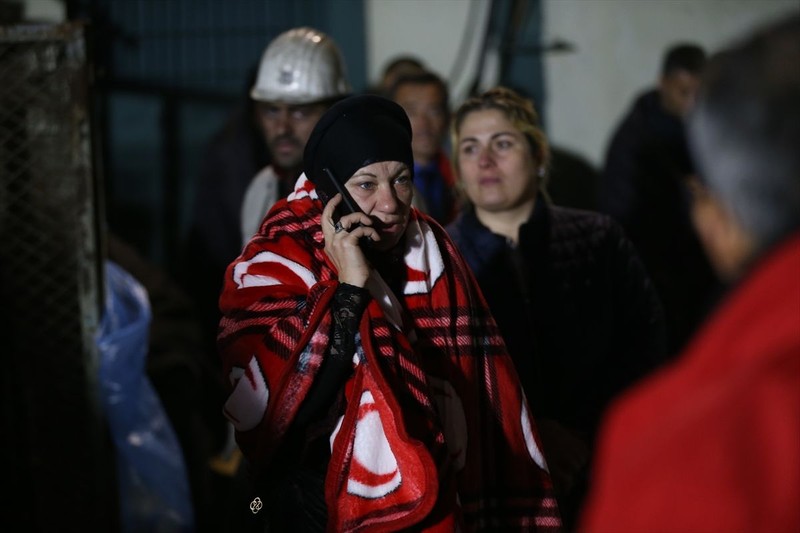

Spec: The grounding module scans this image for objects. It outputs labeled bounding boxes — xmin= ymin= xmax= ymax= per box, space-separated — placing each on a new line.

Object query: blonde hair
xmin=450 ymin=86 xmax=551 ymax=193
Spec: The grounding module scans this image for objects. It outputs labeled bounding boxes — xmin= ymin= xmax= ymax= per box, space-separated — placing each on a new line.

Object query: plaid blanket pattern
xmin=218 ymin=175 xmax=562 ymax=531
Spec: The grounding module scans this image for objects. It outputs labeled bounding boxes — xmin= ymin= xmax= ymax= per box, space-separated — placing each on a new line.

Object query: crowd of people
xmin=154 ymin=14 xmax=797 ymax=533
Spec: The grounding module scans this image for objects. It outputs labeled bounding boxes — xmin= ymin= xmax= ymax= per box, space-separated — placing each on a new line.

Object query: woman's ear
xmin=688 ymin=176 xmax=754 ymax=282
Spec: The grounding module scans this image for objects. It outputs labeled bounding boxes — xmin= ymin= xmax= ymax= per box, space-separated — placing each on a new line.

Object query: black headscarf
xmin=303 ymin=94 xmax=414 ymax=199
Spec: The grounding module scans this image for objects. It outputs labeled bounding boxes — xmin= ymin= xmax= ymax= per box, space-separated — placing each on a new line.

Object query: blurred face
xmin=456 ymin=109 xmax=538 ymax=213
xmin=659 ymin=69 xmax=701 ymax=118
xmin=256 ymin=101 xmax=327 ymax=174
xmin=345 ymin=160 xmax=414 ymax=251
xmin=394 ymin=83 xmax=448 ymax=165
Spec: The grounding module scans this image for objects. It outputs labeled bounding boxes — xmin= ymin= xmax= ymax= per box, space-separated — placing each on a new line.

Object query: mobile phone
xmin=317 ymin=168 xmax=371 ymax=247
xmin=318 ymin=168 xmax=364 ymax=221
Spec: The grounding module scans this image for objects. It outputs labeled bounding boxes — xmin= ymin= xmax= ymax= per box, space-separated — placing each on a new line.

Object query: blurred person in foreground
xmin=446 ymin=86 xmax=667 ymax=529
xmin=390 ymin=70 xmax=459 ymax=224
xmin=217 ymin=94 xmax=562 ymax=531
xmin=581 ymin=14 xmax=800 ymax=532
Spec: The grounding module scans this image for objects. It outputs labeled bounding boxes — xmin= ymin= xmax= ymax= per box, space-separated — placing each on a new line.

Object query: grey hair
xmin=687 ymin=13 xmax=800 ymax=256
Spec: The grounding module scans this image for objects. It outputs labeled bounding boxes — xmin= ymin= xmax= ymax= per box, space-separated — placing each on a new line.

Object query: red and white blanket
xmin=218 ymin=175 xmax=562 ymax=531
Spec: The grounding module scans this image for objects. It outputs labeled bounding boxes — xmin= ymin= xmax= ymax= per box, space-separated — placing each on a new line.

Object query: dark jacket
xmin=600 ymin=89 xmax=720 ymax=355
xmin=447 ymin=201 xmax=666 ymax=440
xmin=182 ymin=105 xmax=270 ymax=373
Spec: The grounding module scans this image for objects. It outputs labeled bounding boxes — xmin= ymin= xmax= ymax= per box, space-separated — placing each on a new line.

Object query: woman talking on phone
xmin=217 ymin=95 xmax=561 ymax=532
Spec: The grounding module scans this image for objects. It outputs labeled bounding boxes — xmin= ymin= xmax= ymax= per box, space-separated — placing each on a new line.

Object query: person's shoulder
xmin=444 ymin=208 xmax=483 ymax=242
xmin=249 ymin=164 xmax=279 ymax=187
xmin=243 ymin=197 xmax=319 ymax=251
xmin=548 ymin=204 xmax=636 ymax=258
xmin=633 ymin=88 xmax=660 ymax=108
xmin=274 ymin=194 xmax=316 ymax=227
xmin=241 ymin=165 xmax=279 ymax=208
xmin=626 ymin=88 xmax=661 ymax=116
xmin=444 ymin=209 xmax=464 ymax=235
xmin=604 ymin=90 xmax=656 ymax=165
xmin=611 ymin=88 xmax=660 ymax=134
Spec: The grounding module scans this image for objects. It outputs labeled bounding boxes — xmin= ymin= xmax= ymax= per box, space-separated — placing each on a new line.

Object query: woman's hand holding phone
xmin=322 ymin=193 xmax=378 ymax=288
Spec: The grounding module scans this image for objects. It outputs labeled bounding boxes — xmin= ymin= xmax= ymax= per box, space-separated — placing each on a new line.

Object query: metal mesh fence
xmin=0 ymin=22 xmax=117 ymax=530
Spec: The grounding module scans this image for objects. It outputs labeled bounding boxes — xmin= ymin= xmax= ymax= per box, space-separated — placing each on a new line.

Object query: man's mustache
xmin=270 ymin=134 xmax=301 ymax=147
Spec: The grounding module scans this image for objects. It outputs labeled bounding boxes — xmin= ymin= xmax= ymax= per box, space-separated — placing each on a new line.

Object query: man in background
xmin=390 ymin=70 xmax=458 ymax=224
xmin=186 ymin=26 xmax=351 ymax=356
xmin=599 ymin=43 xmax=720 ymax=357
xmin=239 ymin=27 xmax=351 ymax=243
xmin=367 ymin=54 xmax=426 ymax=96
xmin=581 ymin=14 xmax=800 ymax=531
xmin=182 ymin=26 xmax=350 ymax=529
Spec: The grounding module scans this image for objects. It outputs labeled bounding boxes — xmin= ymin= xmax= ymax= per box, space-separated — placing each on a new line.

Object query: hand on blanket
xmin=322 ymin=193 xmax=379 ymax=287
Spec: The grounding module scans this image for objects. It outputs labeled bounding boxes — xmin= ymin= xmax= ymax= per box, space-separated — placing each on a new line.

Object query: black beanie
xmin=303 ymin=94 xmax=414 ymax=199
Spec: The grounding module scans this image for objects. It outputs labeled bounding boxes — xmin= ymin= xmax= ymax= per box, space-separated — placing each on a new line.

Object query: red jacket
xmin=580 ymin=233 xmax=800 ymax=533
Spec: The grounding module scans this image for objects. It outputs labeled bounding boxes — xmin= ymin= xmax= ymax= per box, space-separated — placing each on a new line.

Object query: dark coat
xmin=600 ymin=89 xmax=721 ymax=355
xmin=447 ymin=201 xmax=666 ymax=440
xmin=449 ymin=200 xmax=668 ymax=528
xmin=182 ymin=105 xmax=270 ymax=368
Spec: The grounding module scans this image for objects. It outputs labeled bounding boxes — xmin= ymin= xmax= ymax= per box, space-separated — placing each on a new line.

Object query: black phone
xmin=318 ymin=167 xmax=364 ymax=221
xmin=317 ymin=167 xmax=372 ymax=247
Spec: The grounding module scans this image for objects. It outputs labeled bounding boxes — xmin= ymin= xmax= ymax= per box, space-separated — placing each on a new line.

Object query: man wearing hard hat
xmin=239 ymin=27 xmax=352 ymax=243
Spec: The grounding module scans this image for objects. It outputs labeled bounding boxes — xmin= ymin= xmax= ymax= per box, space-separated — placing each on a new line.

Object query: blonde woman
xmin=446 ymin=87 xmax=666 ymax=528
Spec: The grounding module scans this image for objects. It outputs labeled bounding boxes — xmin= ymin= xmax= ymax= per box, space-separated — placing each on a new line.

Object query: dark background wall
xmin=70 ymin=0 xmax=368 ymax=273
xmin=6 ymin=0 xmax=546 ymax=280
xmin=67 ymin=0 xmax=549 ymax=279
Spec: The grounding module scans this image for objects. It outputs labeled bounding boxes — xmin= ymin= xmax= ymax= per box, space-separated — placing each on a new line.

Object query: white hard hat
xmin=250 ymin=27 xmax=351 ymax=104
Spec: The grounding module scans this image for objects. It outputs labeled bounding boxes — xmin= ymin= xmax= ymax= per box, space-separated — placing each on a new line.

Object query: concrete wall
xmin=28 ymin=0 xmax=800 ymax=173
xmin=365 ymin=0 xmax=491 ymax=105
xmin=366 ymin=0 xmax=797 ymax=169
xmin=542 ymin=0 xmax=799 ymax=168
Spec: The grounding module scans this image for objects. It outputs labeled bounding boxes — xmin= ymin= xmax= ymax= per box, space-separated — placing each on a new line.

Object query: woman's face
xmin=345 ymin=160 xmax=414 ymax=251
xmin=456 ymin=109 xmax=539 ymax=213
